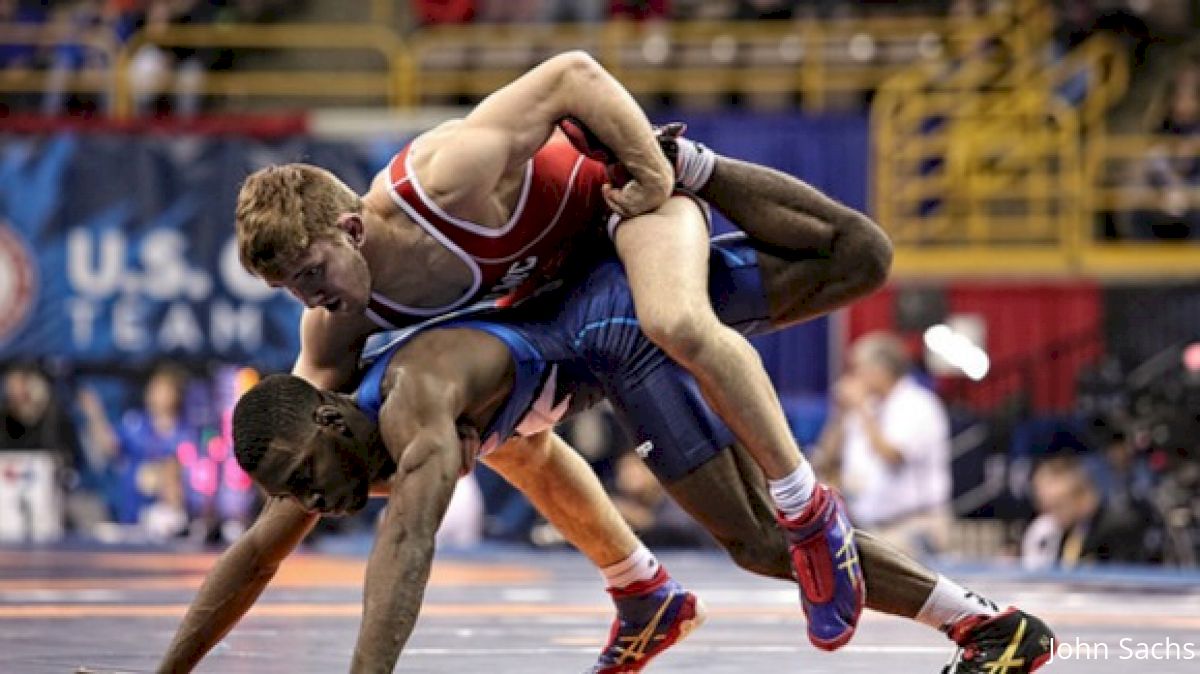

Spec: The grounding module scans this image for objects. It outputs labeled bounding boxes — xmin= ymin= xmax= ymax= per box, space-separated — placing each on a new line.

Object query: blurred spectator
xmin=670 ymin=0 xmax=735 ymax=20
xmin=0 ymin=1 xmax=48 ymax=73
xmin=40 ymin=0 xmax=110 ymax=115
xmin=1085 ymin=421 xmax=1156 ymax=506
xmin=610 ymin=450 xmax=711 ymax=547
xmin=40 ymin=0 xmax=281 ymax=117
xmin=610 ymin=0 xmax=669 ymax=22
xmin=476 ymin=0 xmax=539 ymax=23
xmin=733 ymin=0 xmax=795 ymax=21
xmin=410 ymin=0 xmax=475 ymax=25
xmin=125 ymin=0 xmax=226 ymax=117
xmin=1053 ymin=0 xmax=1096 ymax=53
xmin=558 ymin=402 xmax=626 ymax=483
xmin=813 ymin=332 xmax=953 ymax=558
xmin=107 ymin=1 xmax=144 ymax=40
xmin=78 ymin=363 xmax=195 ymax=538
xmin=1 ymin=362 xmax=106 ymax=533
xmin=1 ymin=363 xmax=76 ymax=461
xmin=540 ymin=0 xmax=607 ymax=23
xmin=1021 ymin=453 xmax=1165 ymax=569
xmin=1139 ymin=60 xmax=1200 ymax=239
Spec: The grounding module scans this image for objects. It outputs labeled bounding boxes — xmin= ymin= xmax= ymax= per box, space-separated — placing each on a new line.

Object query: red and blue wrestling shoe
xmin=777 ymin=484 xmax=866 ymax=651
xmin=590 ymin=567 xmax=707 ymax=673
xmin=944 ymin=608 xmax=1055 ymax=673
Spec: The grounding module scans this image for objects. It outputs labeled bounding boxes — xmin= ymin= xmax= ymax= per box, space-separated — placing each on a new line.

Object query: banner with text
xmin=0 ymin=132 xmax=394 ymax=370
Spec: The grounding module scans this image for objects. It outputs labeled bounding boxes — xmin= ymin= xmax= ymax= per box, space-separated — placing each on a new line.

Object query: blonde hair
xmin=235 ymin=163 xmax=361 ymax=278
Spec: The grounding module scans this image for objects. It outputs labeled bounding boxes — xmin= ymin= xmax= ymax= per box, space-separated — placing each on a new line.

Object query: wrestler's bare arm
xmin=162 ymin=239 xmax=375 ymax=673
xmin=156 ymin=311 xmax=346 ymax=674
xmin=292 ymin=307 xmax=378 ymax=391
xmin=158 ymin=332 xmax=509 ymax=673
xmin=349 ymin=331 xmax=512 ymax=672
xmin=157 ymin=498 xmax=318 ymax=673
xmin=414 ymin=51 xmax=673 ymax=218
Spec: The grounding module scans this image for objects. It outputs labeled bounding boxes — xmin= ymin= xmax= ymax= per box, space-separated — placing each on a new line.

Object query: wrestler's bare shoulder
xmin=410 ymin=119 xmax=467 ymax=159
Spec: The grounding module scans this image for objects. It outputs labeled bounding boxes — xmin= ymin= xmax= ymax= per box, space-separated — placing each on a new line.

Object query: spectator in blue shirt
xmin=79 ymin=363 xmax=196 ymax=537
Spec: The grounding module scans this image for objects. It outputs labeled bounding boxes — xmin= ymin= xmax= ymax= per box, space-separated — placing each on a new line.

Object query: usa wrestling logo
xmin=0 ymin=222 xmax=36 ymax=346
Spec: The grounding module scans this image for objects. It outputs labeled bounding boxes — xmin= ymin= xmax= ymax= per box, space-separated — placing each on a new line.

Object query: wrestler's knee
xmin=837 ymin=214 xmax=892 ymax=295
xmin=639 ymin=304 xmax=720 ymax=363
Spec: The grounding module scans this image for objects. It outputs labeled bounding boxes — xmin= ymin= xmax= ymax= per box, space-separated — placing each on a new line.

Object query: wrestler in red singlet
xmin=365 ymin=133 xmax=613 ymax=330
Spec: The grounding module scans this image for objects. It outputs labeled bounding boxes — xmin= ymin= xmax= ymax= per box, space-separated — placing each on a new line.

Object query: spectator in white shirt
xmin=814 ymin=331 xmax=953 ymax=558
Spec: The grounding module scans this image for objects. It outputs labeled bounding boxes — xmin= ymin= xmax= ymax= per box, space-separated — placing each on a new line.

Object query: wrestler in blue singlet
xmin=354 ymin=233 xmax=771 ymax=484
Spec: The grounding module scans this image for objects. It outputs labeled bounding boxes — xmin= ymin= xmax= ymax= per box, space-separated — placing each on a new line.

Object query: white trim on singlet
xmin=362 ymin=300 xmax=500 ymax=337
xmin=477 ymin=365 xmax=573 ymax=457
xmin=379 ymin=171 xmax=482 ymax=318
xmin=470 ymin=154 xmax=586 ymax=265
xmin=404 ymin=149 xmax=534 ymax=239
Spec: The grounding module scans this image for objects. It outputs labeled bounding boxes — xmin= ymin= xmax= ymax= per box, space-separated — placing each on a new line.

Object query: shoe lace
xmin=942 ymin=644 xmax=982 ymax=674
xmin=943 ymin=615 xmax=990 ymax=674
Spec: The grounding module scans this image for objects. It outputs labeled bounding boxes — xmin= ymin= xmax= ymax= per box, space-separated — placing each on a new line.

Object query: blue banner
xmin=0 ymin=133 xmax=386 ymax=371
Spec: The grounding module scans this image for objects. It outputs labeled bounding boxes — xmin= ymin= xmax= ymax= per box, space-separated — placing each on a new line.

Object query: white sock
xmin=672 ymin=135 xmax=717 ymax=193
xmin=916 ymin=575 xmax=1001 ymax=632
xmin=601 ymin=544 xmax=660 ymax=590
xmin=768 ymin=461 xmax=817 ymax=519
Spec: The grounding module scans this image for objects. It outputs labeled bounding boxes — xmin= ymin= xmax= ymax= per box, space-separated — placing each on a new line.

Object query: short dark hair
xmin=232 ymin=374 xmax=322 ymax=474
xmin=1033 ymin=453 xmax=1093 ymax=491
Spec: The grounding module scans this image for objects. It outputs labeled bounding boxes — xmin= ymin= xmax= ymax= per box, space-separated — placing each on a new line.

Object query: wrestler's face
xmin=254 ymin=391 xmax=379 ymax=516
xmin=270 ymin=233 xmax=371 ymax=316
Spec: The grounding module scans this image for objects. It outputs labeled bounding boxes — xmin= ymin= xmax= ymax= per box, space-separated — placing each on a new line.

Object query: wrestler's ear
xmin=335 ymin=213 xmax=365 ymax=247
xmin=313 ymin=403 xmax=347 ymax=432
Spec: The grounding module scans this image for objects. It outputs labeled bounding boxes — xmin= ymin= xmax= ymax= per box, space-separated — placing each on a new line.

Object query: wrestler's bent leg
xmin=663 ymin=442 xmax=935 ymax=618
xmin=484 ymin=431 xmax=705 ymax=673
xmin=613 ymin=196 xmax=806 ymax=482
xmin=663 ymin=444 xmax=1053 ymax=672
xmin=688 ymin=147 xmax=892 ymax=325
xmin=484 ymin=431 xmax=635 ymax=567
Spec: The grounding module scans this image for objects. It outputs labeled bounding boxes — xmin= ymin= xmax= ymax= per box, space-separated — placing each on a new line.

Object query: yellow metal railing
xmin=872 ymin=0 xmax=1062 ymax=243
xmin=1079 ymin=134 xmax=1200 ymax=276
xmin=112 ymin=23 xmax=414 ymax=116
xmin=408 ymin=16 xmax=1003 ymax=111
xmin=871 ymin=0 xmax=1200 ymax=278
xmin=1 ymin=17 xmax=1001 ymax=115
xmin=1048 ymin=34 xmax=1130 ymax=134
xmin=0 ymin=13 xmax=1134 ymax=124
